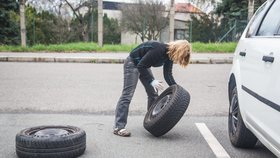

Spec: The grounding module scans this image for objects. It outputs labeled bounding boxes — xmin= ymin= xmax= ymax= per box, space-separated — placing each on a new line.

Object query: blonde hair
xmin=167 ymin=40 xmax=191 ymax=67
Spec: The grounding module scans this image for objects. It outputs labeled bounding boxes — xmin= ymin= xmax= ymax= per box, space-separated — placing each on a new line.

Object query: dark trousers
xmin=114 ymin=56 xmax=158 ymax=129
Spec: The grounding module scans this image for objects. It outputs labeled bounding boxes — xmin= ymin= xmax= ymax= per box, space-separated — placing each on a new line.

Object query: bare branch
xmin=121 ymin=0 xmax=168 ymax=41
xmin=64 ymin=0 xmax=83 ymax=24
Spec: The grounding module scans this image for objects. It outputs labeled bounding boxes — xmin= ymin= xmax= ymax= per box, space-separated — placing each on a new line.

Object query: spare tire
xmin=16 ymin=125 xmax=86 ymax=158
xmin=144 ymin=84 xmax=190 ymax=137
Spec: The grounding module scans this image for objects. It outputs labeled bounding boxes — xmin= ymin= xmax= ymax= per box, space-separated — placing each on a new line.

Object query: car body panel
xmin=228 ymin=0 xmax=280 ymax=156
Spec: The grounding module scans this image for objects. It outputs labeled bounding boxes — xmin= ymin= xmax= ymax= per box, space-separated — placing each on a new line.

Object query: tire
xmin=16 ymin=125 xmax=86 ymax=158
xmin=144 ymin=84 xmax=190 ymax=137
xmin=228 ymin=87 xmax=258 ymax=148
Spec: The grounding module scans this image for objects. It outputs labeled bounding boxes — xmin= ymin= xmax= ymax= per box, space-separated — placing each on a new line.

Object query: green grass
xmin=192 ymin=42 xmax=237 ymax=53
xmin=0 ymin=42 xmax=237 ymax=53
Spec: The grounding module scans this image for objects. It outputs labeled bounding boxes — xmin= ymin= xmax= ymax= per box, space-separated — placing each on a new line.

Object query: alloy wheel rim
xmin=26 ymin=126 xmax=76 ymax=138
xmin=229 ymin=93 xmax=239 ymax=135
xmin=152 ymin=94 xmax=171 ymax=116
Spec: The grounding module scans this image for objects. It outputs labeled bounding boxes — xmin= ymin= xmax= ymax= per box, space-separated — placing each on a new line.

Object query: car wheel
xmin=143 ymin=84 xmax=190 ymax=137
xmin=16 ymin=125 xmax=86 ymax=158
xmin=228 ymin=87 xmax=258 ymax=148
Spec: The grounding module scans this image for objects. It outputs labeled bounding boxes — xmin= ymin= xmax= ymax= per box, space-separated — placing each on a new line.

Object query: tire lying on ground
xmin=144 ymin=84 xmax=190 ymax=137
xmin=16 ymin=125 xmax=86 ymax=158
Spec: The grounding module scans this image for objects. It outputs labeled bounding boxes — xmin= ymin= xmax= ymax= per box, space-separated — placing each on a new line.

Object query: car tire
xmin=228 ymin=87 xmax=258 ymax=148
xmin=16 ymin=125 xmax=86 ymax=158
xmin=143 ymin=84 xmax=190 ymax=137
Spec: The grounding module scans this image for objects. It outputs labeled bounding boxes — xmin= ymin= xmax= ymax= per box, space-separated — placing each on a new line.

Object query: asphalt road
xmin=0 ymin=62 xmax=229 ymax=116
xmin=0 ymin=62 xmax=277 ymax=158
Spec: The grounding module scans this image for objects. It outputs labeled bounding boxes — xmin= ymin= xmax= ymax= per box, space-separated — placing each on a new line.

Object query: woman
xmin=114 ymin=40 xmax=191 ymax=137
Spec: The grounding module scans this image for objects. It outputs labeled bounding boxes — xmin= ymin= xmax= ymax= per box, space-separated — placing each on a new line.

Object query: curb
xmin=0 ymin=56 xmax=233 ymax=64
xmin=0 ymin=57 xmax=125 ymax=63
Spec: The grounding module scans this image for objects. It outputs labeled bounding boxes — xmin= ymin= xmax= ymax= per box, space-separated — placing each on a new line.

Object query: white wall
xmin=103 ymin=9 xmax=122 ymax=20
xmin=121 ymin=32 xmax=143 ymax=45
xmin=104 ymin=9 xmax=141 ymax=45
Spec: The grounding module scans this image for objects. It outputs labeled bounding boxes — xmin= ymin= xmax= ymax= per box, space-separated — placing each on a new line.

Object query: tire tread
xmin=144 ymin=85 xmax=190 ymax=137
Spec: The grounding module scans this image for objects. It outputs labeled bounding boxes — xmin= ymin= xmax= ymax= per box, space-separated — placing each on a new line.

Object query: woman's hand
xmin=151 ymin=80 xmax=164 ymax=92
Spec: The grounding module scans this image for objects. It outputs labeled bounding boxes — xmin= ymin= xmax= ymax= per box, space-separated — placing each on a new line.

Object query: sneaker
xmin=113 ymin=128 xmax=131 ymax=137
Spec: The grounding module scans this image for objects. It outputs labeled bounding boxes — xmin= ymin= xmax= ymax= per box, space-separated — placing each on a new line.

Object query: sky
xmin=106 ymin=0 xmax=184 ymax=3
xmin=104 ymin=0 xmax=222 ymax=13
xmin=104 ymin=0 xmax=222 ymax=4
xmin=26 ymin=0 xmax=222 ymax=15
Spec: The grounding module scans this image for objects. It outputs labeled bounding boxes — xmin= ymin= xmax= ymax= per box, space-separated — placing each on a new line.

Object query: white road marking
xmin=196 ymin=123 xmax=230 ymax=158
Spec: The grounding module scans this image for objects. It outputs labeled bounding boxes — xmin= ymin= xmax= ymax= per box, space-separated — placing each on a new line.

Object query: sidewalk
xmin=0 ymin=52 xmax=233 ymax=64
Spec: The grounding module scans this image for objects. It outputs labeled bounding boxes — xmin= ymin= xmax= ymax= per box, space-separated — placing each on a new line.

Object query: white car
xmin=228 ymin=0 xmax=280 ymax=157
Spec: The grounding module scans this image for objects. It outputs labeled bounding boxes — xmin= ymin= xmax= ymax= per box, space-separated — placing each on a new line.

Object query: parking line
xmin=195 ymin=123 xmax=230 ymax=158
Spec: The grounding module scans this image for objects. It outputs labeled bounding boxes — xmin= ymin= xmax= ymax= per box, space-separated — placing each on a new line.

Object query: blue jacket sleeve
xmin=163 ymin=60 xmax=176 ymax=86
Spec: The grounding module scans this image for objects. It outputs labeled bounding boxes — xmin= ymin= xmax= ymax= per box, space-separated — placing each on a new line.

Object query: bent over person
xmin=114 ymin=40 xmax=191 ymax=137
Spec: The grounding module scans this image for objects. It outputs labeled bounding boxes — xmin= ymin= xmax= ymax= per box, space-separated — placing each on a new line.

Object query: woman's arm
xmin=163 ymin=60 xmax=176 ymax=86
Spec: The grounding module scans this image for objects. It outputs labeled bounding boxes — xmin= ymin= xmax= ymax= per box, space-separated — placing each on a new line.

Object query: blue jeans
xmin=114 ymin=56 xmax=158 ymax=129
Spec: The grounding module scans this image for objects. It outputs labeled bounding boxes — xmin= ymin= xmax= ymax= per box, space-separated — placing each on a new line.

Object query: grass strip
xmin=0 ymin=42 xmax=236 ymax=53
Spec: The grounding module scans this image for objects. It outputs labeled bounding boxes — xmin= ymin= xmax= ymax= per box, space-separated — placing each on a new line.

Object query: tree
xmin=188 ymin=0 xmax=216 ymax=14
xmin=0 ymin=0 xmax=20 ymax=45
xmin=191 ymin=14 xmax=220 ymax=42
xmin=120 ymin=0 xmax=168 ymax=41
xmin=27 ymin=0 xmax=94 ymax=42
xmin=216 ymin=0 xmax=266 ymax=41
xmin=254 ymin=0 xmax=267 ymax=11
xmin=26 ymin=0 xmax=122 ymax=44
xmin=216 ymin=0 xmax=248 ymax=41
xmin=25 ymin=6 xmax=70 ymax=45
xmin=103 ymin=14 xmax=121 ymax=44
xmin=64 ymin=0 xmax=93 ymax=42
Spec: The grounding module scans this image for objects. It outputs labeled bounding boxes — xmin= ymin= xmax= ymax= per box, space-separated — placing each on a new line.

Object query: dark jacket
xmin=129 ymin=41 xmax=176 ymax=86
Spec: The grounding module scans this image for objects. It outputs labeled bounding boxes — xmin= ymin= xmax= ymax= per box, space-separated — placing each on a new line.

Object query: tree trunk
xmin=64 ymin=0 xmax=88 ymax=42
xmin=82 ymin=25 xmax=89 ymax=42
xmin=20 ymin=0 xmax=26 ymax=47
xmin=248 ymin=0 xmax=254 ymax=21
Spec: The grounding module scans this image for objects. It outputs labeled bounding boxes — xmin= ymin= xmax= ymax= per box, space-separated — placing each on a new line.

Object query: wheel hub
xmin=34 ymin=128 xmax=70 ymax=138
xmin=152 ymin=95 xmax=171 ymax=116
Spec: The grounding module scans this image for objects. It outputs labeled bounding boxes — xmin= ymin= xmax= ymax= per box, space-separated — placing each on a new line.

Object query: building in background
xmin=103 ymin=1 xmax=204 ymax=44
xmin=160 ymin=3 xmax=203 ymax=43
xmin=25 ymin=0 xmax=215 ymax=44
xmin=103 ymin=1 xmax=138 ymax=44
